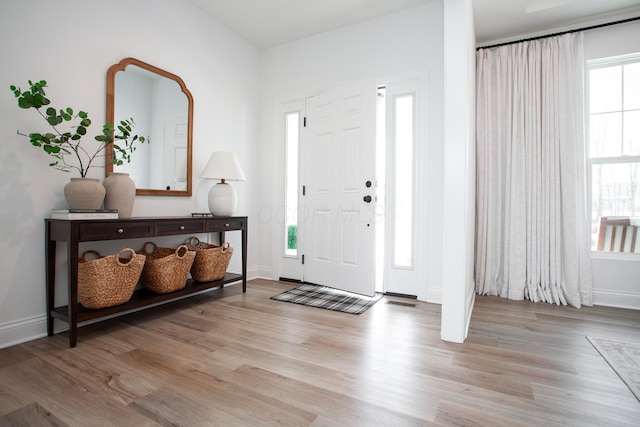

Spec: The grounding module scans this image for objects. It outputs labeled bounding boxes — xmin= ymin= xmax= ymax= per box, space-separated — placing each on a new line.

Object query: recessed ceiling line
xmin=477 ymin=15 xmax=640 ymax=50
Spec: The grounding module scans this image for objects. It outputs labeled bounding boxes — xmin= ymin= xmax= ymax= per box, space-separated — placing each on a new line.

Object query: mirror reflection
xmin=106 ymin=58 xmax=193 ymax=196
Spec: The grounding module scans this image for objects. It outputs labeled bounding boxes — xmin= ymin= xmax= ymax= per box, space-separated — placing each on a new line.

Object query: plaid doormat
xmin=271 ymin=283 xmax=383 ymax=315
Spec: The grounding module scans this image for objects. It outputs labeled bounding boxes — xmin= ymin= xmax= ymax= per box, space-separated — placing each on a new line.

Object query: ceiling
xmin=474 ymin=0 xmax=640 ymax=45
xmin=186 ymin=0 xmax=428 ymax=49
xmin=186 ymin=0 xmax=640 ymax=49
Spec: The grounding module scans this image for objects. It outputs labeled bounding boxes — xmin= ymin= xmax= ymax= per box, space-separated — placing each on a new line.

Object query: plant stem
xmin=34 ymin=108 xmax=86 ymax=176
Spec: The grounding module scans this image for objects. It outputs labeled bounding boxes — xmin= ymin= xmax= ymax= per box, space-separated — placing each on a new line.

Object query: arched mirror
xmin=106 ymin=57 xmax=193 ymax=196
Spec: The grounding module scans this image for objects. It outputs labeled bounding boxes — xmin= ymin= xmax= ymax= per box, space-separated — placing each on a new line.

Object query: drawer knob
xmin=179 ymin=225 xmax=185 ymax=231
xmin=224 ymin=223 xmax=230 ymax=227
xmin=117 ymin=228 xmax=124 ymax=234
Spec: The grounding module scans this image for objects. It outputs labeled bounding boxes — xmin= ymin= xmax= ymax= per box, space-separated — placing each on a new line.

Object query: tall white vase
xmin=103 ymin=173 xmax=136 ymax=218
xmin=64 ymin=178 xmax=106 ymax=210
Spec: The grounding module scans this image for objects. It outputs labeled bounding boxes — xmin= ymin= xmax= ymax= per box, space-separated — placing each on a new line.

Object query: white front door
xmin=302 ymin=80 xmax=377 ymax=296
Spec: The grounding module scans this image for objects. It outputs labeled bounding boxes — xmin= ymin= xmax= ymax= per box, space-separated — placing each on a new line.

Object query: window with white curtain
xmin=587 ymin=53 xmax=640 ymax=252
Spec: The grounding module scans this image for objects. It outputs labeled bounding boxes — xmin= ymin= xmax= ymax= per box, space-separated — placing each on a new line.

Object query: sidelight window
xmin=284 ymin=112 xmax=300 ymax=256
xmin=391 ymin=94 xmax=415 ymax=267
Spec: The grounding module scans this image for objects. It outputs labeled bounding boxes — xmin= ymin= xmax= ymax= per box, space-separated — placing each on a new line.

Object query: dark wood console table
xmin=45 ymin=216 xmax=247 ymax=347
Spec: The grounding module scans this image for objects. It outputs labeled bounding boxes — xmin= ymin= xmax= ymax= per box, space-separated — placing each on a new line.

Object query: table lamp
xmin=200 ymin=151 xmax=246 ymax=216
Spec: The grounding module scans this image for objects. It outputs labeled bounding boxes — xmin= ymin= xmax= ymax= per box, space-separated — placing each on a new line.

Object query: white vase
xmin=103 ymin=173 xmax=136 ymax=218
xmin=64 ymin=178 xmax=106 ymax=210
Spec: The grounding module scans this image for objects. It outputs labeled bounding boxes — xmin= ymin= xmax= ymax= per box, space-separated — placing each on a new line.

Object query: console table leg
xmin=242 ymin=226 xmax=247 ymax=292
xmin=67 ymin=237 xmax=79 ymax=348
xmin=45 ymin=226 xmax=56 ymax=336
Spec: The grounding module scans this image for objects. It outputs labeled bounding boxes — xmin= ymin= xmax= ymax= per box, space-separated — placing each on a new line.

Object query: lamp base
xmin=208 ymin=182 xmax=237 ymax=216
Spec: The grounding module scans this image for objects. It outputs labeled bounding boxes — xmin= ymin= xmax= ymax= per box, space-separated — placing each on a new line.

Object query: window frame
xmin=283 ymin=110 xmax=301 ymax=258
xmin=586 ymin=53 xmax=640 ymax=255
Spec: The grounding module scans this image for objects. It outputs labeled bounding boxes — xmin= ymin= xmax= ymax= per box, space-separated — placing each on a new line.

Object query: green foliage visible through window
xmin=287 ymin=225 xmax=297 ymax=250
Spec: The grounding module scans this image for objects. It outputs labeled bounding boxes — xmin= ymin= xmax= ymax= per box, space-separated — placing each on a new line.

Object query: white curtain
xmin=475 ymin=33 xmax=593 ymax=308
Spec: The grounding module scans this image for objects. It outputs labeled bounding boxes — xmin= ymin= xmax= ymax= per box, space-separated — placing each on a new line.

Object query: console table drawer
xmin=78 ymin=221 xmax=154 ymax=241
xmin=206 ymin=219 xmax=245 ymax=232
xmin=154 ymin=219 xmax=205 ymax=235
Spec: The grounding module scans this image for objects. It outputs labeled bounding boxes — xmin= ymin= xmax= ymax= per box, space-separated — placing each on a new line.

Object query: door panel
xmin=303 ymin=80 xmax=376 ymax=296
xmin=163 ymin=114 xmax=188 ymax=191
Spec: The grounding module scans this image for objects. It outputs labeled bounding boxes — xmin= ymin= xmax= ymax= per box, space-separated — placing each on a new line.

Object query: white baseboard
xmin=0 ymin=315 xmax=47 ymax=350
xmin=464 ymin=287 xmax=476 ymax=339
xmin=425 ymin=288 xmax=442 ymax=304
xmin=593 ymin=290 xmax=640 ymax=310
xmin=248 ymin=266 xmax=273 ymax=280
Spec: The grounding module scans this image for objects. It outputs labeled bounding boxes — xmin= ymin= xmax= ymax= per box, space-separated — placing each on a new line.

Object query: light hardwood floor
xmin=0 ymin=279 xmax=639 ymax=426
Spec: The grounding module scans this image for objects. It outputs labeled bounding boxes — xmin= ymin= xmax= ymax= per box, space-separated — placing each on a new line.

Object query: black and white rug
xmin=271 ymin=283 xmax=383 ymax=315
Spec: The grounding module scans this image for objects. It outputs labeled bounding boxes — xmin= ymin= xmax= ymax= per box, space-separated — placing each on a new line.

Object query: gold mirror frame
xmin=106 ymin=57 xmax=193 ymax=196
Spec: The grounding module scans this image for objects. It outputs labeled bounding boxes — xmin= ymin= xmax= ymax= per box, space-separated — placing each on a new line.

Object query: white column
xmin=441 ymin=0 xmax=476 ymax=343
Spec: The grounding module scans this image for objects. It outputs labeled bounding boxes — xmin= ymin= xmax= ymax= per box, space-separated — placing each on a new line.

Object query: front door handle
xmin=363 ymin=195 xmax=372 ymax=203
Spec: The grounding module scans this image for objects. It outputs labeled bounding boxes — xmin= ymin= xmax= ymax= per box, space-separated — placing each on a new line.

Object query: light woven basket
xmin=137 ymin=242 xmax=195 ymax=293
xmin=78 ymin=248 xmax=145 ymax=309
xmin=186 ymin=237 xmax=233 ymax=282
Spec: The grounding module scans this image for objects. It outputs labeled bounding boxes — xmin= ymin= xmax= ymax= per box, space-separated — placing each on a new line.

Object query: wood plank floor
xmin=0 ymin=279 xmax=639 ymax=426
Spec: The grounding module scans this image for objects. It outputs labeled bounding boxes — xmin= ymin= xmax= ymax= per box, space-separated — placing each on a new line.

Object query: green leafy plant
xmin=10 ymin=79 xmax=147 ymax=177
xmin=287 ymin=224 xmax=297 ymax=250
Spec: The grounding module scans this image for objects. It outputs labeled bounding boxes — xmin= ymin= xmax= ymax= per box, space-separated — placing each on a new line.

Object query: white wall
xmin=584 ymin=20 xmax=640 ymax=309
xmin=0 ymin=0 xmax=260 ymax=348
xmin=257 ymin=2 xmax=445 ymax=303
xmin=441 ymin=0 xmax=476 ymax=343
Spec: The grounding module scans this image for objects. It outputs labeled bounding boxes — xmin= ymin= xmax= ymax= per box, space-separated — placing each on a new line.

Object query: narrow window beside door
xmin=285 ymin=112 xmax=300 ymax=256
xmin=377 ymin=73 xmax=424 ymax=297
xmin=392 ymin=94 xmax=415 ymax=268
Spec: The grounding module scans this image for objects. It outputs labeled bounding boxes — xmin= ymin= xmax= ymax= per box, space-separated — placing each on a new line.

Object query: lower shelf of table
xmin=51 ymin=273 xmax=243 ymax=324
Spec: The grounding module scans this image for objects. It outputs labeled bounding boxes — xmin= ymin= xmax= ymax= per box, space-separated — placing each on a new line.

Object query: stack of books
xmin=50 ymin=209 xmax=119 ymax=219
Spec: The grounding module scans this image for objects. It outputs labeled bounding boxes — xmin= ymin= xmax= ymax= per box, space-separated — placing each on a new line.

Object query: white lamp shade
xmin=200 ymin=151 xmax=246 ymax=181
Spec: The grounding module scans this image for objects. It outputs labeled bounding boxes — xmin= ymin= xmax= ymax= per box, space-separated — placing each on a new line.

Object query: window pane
xmin=624 ymin=110 xmax=640 ymax=156
xmin=590 ymin=66 xmax=622 ymax=114
xmin=590 ymin=112 xmax=622 ymax=157
xmin=591 ymin=162 xmax=640 ymax=249
xmin=285 ymin=112 xmax=299 ymax=256
xmin=393 ymin=95 xmax=414 ymax=267
xmin=624 ymin=62 xmax=640 ymax=110
xmin=591 ymin=163 xmax=640 ymax=217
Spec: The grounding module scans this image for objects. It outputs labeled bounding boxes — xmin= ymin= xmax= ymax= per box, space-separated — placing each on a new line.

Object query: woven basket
xmin=186 ymin=237 xmax=233 ymax=282
xmin=78 ymin=248 xmax=145 ymax=309
xmin=137 ymin=242 xmax=195 ymax=293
